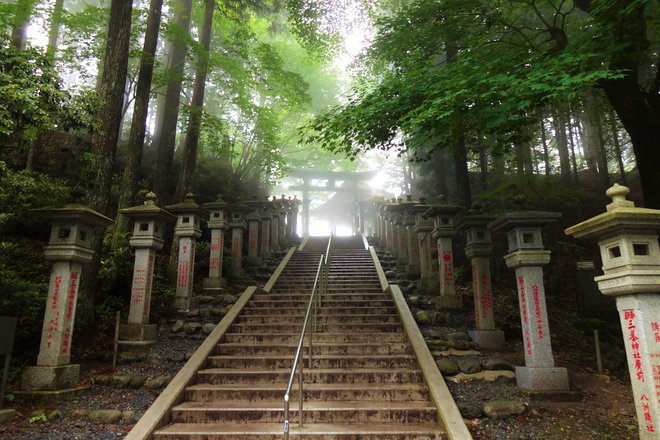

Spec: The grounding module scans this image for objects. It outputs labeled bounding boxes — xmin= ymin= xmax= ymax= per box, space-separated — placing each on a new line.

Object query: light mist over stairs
xmin=151 ymin=235 xmax=449 ymax=439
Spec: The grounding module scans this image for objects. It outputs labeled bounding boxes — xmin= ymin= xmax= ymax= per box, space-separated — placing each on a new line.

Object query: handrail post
xmin=284 ymin=396 xmax=290 ymax=439
xmin=298 ymin=361 xmax=303 ymax=427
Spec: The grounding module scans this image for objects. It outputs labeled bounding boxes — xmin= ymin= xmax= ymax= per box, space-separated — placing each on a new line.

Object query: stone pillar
xmin=566 ymin=184 xmax=660 ymax=437
xmin=270 ymin=196 xmax=281 ymax=252
xmin=246 ymin=208 xmax=261 ymax=266
xmin=229 ymin=203 xmax=247 ymax=277
xmin=166 ymin=194 xmax=207 ymax=311
xmin=396 ymin=215 xmax=408 ymax=265
xmin=119 ymin=192 xmax=174 ymax=343
xmin=413 ymin=201 xmax=437 ymax=294
xmin=425 ymin=196 xmax=462 ymax=309
xmin=302 ymin=184 xmax=310 ymax=237
xmin=22 ymin=203 xmax=112 ymax=392
xmin=289 ymin=197 xmax=300 ymax=242
xmin=261 ymin=199 xmax=272 ymax=259
xmin=490 ymin=210 xmax=569 ymax=392
xmin=278 ymin=195 xmax=288 ymax=249
xmin=203 ymin=195 xmax=228 ymax=292
xmin=459 ymin=211 xmax=505 ymax=349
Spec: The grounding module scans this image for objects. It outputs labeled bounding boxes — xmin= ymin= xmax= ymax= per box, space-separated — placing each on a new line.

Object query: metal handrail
xmin=283 ymin=235 xmax=333 ymax=438
xmin=283 ymin=256 xmax=323 ymax=438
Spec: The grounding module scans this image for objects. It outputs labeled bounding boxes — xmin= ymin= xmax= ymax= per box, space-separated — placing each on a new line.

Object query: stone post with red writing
xmin=229 ymin=202 xmax=247 ymax=277
xmin=458 ymin=207 xmax=505 ymax=349
xmin=412 ymin=198 xmax=438 ymax=295
xmin=167 ymin=194 xmax=208 ymax=312
xmin=245 ymin=197 xmax=263 ymax=266
xmin=278 ymin=195 xmax=288 ymax=249
xmin=402 ymin=202 xmax=421 ymax=278
xmin=288 ymin=196 xmax=300 ymax=244
xmin=424 ymin=195 xmax=462 ymax=310
xmin=261 ymin=197 xmax=273 ymax=259
xmin=22 ymin=203 xmax=112 ymax=392
xmin=566 ymin=184 xmax=660 ymax=438
xmin=203 ymin=195 xmax=228 ymax=292
xmin=119 ymin=192 xmax=174 ymax=344
xmin=270 ymin=196 xmax=281 ymax=253
xmin=489 ymin=209 xmax=569 ymax=392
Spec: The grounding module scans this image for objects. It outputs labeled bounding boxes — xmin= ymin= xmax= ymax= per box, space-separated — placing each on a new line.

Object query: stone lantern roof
xmin=565 ymin=183 xmax=660 ymax=239
xmin=32 ymin=203 xmax=114 ymax=228
xmin=489 ymin=210 xmax=561 ymax=232
xmin=203 ymin=194 xmax=228 ymax=211
xmin=422 ymin=195 xmax=462 ymax=219
xmin=166 ymin=193 xmax=209 ymax=219
xmin=119 ymin=192 xmax=175 ymax=223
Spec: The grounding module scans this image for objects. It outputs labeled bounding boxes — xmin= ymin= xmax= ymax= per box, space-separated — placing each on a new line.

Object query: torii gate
xmin=287 ymin=169 xmax=377 ymax=236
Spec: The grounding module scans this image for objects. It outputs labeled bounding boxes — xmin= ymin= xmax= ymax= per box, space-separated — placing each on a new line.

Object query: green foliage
xmin=28 ymin=413 xmax=47 ymax=423
xmin=0 ymin=161 xmax=69 ymax=233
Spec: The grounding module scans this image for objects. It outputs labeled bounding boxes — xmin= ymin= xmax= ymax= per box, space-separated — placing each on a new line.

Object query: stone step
xmin=170 ymin=401 xmax=438 ymax=424
xmin=196 ymin=368 xmax=423 ymax=385
xmin=252 ymin=293 xmax=390 ymax=302
xmin=185 ymin=383 xmax=430 ymax=403
xmin=222 ymin=332 xmax=407 ymax=344
xmin=230 ymin=322 xmax=403 ymax=334
xmin=215 ymin=342 xmax=411 ymax=356
xmin=240 ymin=306 xmax=398 ymax=315
xmin=236 ymin=314 xmax=401 ymax=325
xmin=154 ymin=422 xmax=446 ymax=440
xmin=247 ymin=299 xmax=395 ymax=308
xmin=206 ymin=354 xmax=417 ymax=369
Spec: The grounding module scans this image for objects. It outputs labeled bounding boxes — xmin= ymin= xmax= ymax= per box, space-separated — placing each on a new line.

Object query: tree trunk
xmin=581 ymin=91 xmax=610 ymax=190
xmin=552 ymin=111 xmax=572 ymax=182
xmin=175 ymin=0 xmax=215 ymax=201
xmin=46 ymin=0 xmax=65 ymax=59
xmin=453 ymin=134 xmax=471 ymax=207
xmin=114 ymin=0 xmax=164 ymax=244
xmin=79 ymin=0 xmax=133 ymax=335
xmin=153 ymin=0 xmax=192 ymax=203
xmin=608 ymin=110 xmax=627 ymax=186
xmin=175 ymin=0 xmax=214 ymax=201
xmin=566 ymin=112 xmax=579 ymax=185
xmin=539 ymin=115 xmax=550 ymax=176
xmin=11 ymin=0 xmax=36 ymax=49
xmin=575 ymin=0 xmax=660 ymax=207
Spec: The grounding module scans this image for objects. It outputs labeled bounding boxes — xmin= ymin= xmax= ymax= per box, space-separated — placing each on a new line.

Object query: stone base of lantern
xmin=515 ymin=366 xmax=569 ymax=391
xmin=405 ymin=264 xmax=420 ymax=278
xmin=469 ymin=329 xmax=505 ymax=350
xmin=119 ymin=323 xmax=158 ymax=344
xmin=416 ymin=277 xmax=438 ymax=294
xmin=21 ymin=364 xmax=80 ymax=392
xmin=437 ymin=293 xmax=462 ymax=310
xmin=203 ymin=276 xmax=227 ymax=291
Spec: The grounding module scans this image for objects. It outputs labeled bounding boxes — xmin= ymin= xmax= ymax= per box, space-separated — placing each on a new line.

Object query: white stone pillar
xmin=23 ymin=204 xmax=112 ymax=392
xmin=204 ymin=195 xmax=228 ymax=292
xmin=491 ymin=210 xmax=569 ymax=391
xmin=566 ymin=184 xmax=660 ymax=437
xmin=246 ymin=210 xmax=261 ymax=266
xmin=261 ymin=208 xmax=272 ymax=259
xmin=167 ymin=194 xmax=206 ymax=311
xmin=229 ymin=207 xmax=247 ymax=277
xmin=460 ymin=214 xmax=505 ymax=349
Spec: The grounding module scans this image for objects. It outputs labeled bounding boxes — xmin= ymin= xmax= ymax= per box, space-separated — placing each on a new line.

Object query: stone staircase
xmin=151 ymin=236 xmax=448 ymax=439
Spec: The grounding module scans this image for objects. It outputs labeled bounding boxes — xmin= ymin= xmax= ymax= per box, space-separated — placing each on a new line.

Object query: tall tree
xmin=47 ymin=0 xmax=65 ymax=59
xmin=175 ymin=0 xmax=214 ymax=201
xmin=115 ymin=0 xmax=164 ymax=240
xmin=153 ymin=0 xmax=192 ymax=202
xmin=80 ymin=0 xmax=133 ymax=331
xmin=10 ymin=0 xmax=37 ymax=49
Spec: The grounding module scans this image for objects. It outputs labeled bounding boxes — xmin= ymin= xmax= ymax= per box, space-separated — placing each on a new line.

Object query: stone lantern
xmin=489 ymin=209 xmax=569 ymax=391
xmin=22 ymin=203 xmax=112 ymax=392
xmin=278 ymin=195 xmax=289 ymax=249
xmin=289 ymin=196 xmax=300 ymax=243
xmin=166 ymin=193 xmax=208 ymax=311
xmin=260 ymin=197 xmax=273 ymax=259
xmin=229 ymin=201 xmax=248 ymax=277
xmin=565 ymin=184 xmax=660 ymax=437
xmin=424 ymin=195 xmax=462 ymax=310
xmin=400 ymin=196 xmax=420 ymax=277
xmin=270 ymin=196 xmax=282 ymax=253
xmin=245 ymin=197 xmax=263 ymax=266
xmin=411 ymin=198 xmax=437 ymax=296
xmin=458 ymin=205 xmax=504 ymax=349
xmin=119 ymin=192 xmax=175 ymax=344
xmin=203 ymin=195 xmax=228 ymax=292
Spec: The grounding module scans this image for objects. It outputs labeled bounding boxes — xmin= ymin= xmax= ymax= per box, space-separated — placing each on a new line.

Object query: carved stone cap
xmin=204 ymin=194 xmax=228 ymax=210
xmin=33 ymin=203 xmax=114 ymax=228
xmin=120 ymin=191 xmax=176 ymax=222
xmin=565 ymin=183 xmax=660 ymax=239
xmin=166 ymin=193 xmax=209 ymax=218
xmin=489 ymin=210 xmax=561 ymax=232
